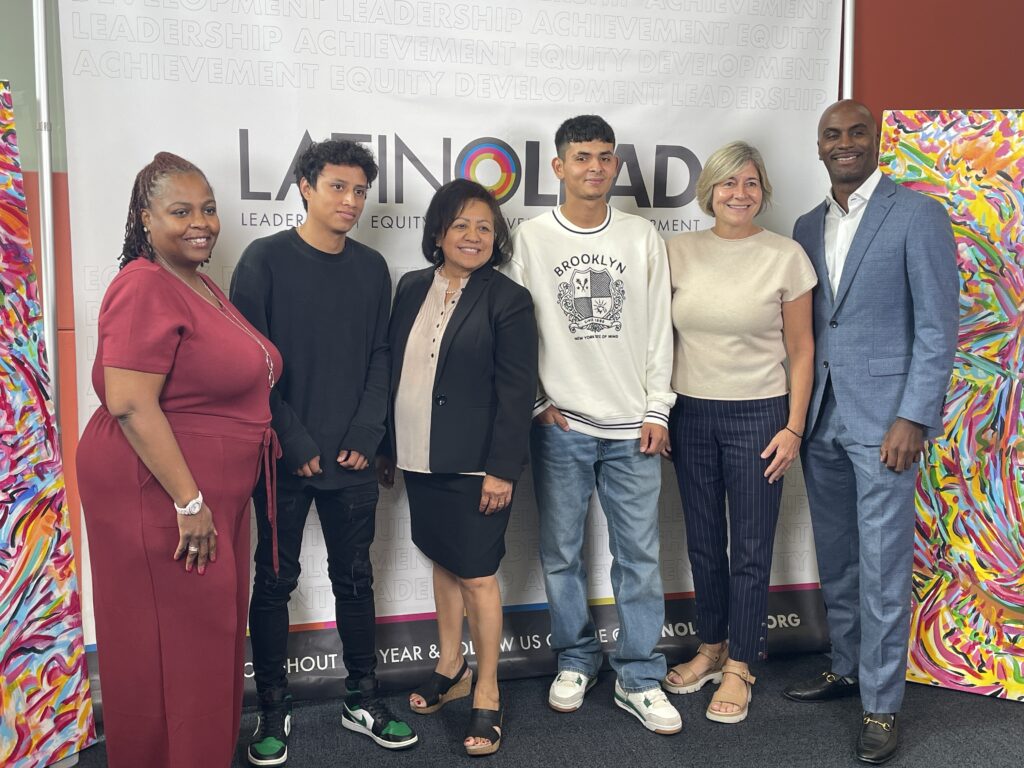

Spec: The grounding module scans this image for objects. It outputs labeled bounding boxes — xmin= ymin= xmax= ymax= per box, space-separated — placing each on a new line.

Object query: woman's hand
xmin=479 ymin=475 xmax=512 ymax=515
xmin=174 ymin=503 xmax=218 ymax=574
xmin=761 ymin=428 xmax=802 ymax=484
xmin=376 ymin=455 xmax=396 ymax=488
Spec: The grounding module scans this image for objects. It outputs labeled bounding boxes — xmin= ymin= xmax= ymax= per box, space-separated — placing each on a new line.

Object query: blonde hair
xmin=695 ymin=141 xmax=772 ymax=217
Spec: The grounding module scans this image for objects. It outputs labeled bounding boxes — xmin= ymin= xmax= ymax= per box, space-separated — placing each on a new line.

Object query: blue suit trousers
xmin=801 ymin=385 xmax=918 ymax=713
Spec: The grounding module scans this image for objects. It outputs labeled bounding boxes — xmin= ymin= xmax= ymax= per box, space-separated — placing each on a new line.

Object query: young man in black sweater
xmin=231 ymin=140 xmax=416 ymax=765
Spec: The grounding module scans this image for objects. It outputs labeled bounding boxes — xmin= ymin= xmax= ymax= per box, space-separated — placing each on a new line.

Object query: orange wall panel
xmin=58 ymin=328 xmax=82 ymax=550
xmin=853 ymin=0 xmax=1024 ymax=115
xmin=23 ymin=170 xmax=81 ymax=533
xmin=23 ymin=170 xmax=74 ymax=329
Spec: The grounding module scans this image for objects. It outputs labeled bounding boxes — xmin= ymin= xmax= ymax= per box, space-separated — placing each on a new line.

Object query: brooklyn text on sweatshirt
xmin=503 ymin=206 xmax=675 ymax=439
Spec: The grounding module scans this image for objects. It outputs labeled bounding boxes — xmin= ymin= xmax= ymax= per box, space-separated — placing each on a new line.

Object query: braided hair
xmin=119 ymin=152 xmax=210 ymax=269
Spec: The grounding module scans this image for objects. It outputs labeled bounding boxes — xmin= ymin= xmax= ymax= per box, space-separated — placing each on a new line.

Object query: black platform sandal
xmin=409 ymin=658 xmax=472 ymax=714
xmin=464 ymin=707 xmax=502 ymax=756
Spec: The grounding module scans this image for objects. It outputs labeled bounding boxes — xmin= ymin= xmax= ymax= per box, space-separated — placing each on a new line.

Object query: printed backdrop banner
xmin=880 ymin=110 xmax=1024 ymax=700
xmin=57 ymin=0 xmax=842 ymax=699
xmin=0 ymin=80 xmax=96 ymax=767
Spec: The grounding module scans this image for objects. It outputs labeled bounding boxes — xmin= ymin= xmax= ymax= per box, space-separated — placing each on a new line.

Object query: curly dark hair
xmin=294 ymin=140 xmax=379 ymax=210
xmin=421 ymin=179 xmax=512 ymax=268
xmin=120 ymin=152 xmax=211 ymax=269
xmin=555 ymin=115 xmax=616 ymax=159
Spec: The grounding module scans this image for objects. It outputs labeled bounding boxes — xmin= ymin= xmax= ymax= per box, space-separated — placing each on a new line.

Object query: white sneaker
xmin=614 ymin=680 xmax=683 ymax=734
xmin=548 ymin=671 xmax=596 ymax=712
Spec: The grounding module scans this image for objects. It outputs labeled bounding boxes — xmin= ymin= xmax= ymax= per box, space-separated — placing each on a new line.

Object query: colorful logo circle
xmin=455 ymin=137 xmax=521 ymax=204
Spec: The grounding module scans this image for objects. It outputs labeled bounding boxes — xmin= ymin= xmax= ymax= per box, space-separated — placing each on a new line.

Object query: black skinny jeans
xmin=249 ymin=481 xmax=379 ymax=695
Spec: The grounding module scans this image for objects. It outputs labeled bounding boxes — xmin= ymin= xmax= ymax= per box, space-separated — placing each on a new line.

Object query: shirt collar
xmin=824 ymin=167 xmax=884 ymax=213
xmin=432 ymin=267 xmax=469 ymax=290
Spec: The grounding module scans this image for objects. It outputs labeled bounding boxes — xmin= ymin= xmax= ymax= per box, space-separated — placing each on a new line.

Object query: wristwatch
xmin=175 ymin=491 xmax=203 ymax=516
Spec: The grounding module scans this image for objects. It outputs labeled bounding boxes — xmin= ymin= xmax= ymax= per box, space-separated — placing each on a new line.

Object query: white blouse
xmin=394 ymin=269 xmax=469 ymax=473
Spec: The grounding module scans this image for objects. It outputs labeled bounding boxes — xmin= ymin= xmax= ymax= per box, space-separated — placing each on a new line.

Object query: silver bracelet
xmin=175 ymin=491 xmax=203 ymax=516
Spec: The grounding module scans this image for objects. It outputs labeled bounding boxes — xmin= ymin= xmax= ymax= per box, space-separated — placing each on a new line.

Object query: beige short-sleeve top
xmin=667 ymin=228 xmax=817 ymax=400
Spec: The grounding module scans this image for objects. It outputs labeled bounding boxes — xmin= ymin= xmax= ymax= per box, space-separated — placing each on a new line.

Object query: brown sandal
xmin=662 ymin=642 xmax=728 ymax=694
xmin=706 ymin=661 xmax=755 ymax=723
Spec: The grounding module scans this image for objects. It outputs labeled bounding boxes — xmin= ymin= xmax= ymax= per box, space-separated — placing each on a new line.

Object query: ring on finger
xmin=188 ymin=545 xmax=200 ymax=553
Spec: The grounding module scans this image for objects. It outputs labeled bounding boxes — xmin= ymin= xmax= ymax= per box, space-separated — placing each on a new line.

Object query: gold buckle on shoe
xmin=863 ymin=716 xmax=892 ymax=731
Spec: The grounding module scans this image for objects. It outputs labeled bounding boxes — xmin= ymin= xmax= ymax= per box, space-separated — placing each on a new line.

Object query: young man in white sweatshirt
xmin=502 ymin=115 xmax=680 ymax=734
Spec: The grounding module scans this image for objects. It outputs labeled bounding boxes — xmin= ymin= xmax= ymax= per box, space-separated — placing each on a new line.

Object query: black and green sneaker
xmin=341 ymin=679 xmax=418 ymax=750
xmin=248 ymin=689 xmax=292 ymax=766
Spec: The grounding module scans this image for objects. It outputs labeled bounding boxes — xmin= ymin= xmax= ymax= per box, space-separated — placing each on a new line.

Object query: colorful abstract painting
xmin=880 ymin=110 xmax=1024 ymax=700
xmin=0 ymin=81 xmax=96 ymax=765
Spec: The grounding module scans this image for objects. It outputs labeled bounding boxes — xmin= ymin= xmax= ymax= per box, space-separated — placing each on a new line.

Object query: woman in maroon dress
xmin=77 ymin=152 xmax=282 ymax=768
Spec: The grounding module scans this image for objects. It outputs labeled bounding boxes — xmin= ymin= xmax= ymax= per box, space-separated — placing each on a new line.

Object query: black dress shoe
xmin=856 ymin=712 xmax=898 ymax=764
xmin=782 ymin=671 xmax=859 ymax=702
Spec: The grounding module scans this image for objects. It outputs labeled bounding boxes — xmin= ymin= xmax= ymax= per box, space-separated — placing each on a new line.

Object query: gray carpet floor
xmin=73 ymin=653 xmax=1018 ymax=767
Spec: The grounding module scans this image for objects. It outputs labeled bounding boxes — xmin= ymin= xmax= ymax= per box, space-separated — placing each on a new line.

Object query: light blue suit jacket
xmin=793 ymin=174 xmax=959 ymax=445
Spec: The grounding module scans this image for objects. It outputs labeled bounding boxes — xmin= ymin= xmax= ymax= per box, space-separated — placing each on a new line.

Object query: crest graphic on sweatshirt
xmin=557 ymin=268 xmax=626 ymax=333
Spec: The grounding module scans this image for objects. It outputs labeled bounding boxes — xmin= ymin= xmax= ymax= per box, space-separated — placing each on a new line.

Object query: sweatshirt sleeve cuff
xmin=280 ymin=433 xmax=320 ymax=472
xmin=340 ymin=425 xmax=384 ymax=461
xmin=532 ymin=396 xmax=553 ymax=418
xmin=642 ymin=402 xmax=672 ymax=428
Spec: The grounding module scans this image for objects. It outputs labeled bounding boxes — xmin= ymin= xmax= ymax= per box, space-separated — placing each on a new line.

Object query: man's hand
xmin=338 ymin=449 xmax=369 ymax=471
xmin=376 ymin=455 xmax=396 ymax=488
xmin=294 ymin=455 xmax=322 ymax=477
xmin=880 ymin=417 xmax=925 ymax=472
xmin=640 ymin=423 xmax=669 ymax=455
xmin=533 ymin=405 xmax=569 ymax=431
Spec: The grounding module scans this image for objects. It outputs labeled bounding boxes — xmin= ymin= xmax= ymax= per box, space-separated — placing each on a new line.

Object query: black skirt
xmin=404 ymin=471 xmax=511 ymax=578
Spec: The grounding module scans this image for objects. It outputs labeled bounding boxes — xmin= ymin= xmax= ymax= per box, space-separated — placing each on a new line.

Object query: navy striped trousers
xmin=668 ymin=394 xmax=789 ymax=665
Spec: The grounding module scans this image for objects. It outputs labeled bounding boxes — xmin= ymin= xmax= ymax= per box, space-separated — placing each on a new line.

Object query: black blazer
xmin=384 ymin=264 xmax=538 ymax=480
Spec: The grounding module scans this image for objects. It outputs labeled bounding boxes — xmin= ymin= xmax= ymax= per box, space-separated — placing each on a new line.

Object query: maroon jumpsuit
xmin=77 ymin=259 xmax=282 ymax=768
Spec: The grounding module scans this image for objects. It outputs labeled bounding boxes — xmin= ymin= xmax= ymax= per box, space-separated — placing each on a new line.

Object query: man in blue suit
xmin=783 ymin=100 xmax=958 ymax=764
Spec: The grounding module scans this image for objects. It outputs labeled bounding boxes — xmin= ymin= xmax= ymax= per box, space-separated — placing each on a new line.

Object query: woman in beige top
xmin=661 ymin=141 xmax=816 ymax=723
xmin=377 ymin=179 xmax=538 ymax=755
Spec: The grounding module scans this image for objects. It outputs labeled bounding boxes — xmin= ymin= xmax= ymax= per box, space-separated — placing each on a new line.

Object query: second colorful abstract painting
xmin=881 ymin=109 xmax=1023 ymax=700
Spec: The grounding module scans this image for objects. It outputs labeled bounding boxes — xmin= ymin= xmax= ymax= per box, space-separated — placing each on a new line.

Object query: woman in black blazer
xmin=377 ymin=179 xmax=538 ymax=756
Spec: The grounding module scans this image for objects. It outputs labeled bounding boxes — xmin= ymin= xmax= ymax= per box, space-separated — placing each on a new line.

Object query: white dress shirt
xmin=823 ymin=168 xmax=883 ymax=297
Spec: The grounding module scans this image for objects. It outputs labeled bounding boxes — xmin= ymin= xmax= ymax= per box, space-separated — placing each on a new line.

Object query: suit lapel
xmin=805 ymin=202 xmax=833 ymax=305
xmin=832 ymin=175 xmax=897 ymax=312
xmin=391 ymin=269 xmax=433 ymax=392
xmin=435 ymin=265 xmax=491 ymax=385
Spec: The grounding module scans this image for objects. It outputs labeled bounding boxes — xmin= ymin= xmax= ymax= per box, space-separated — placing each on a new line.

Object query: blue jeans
xmin=530 ymin=424 xmax=667 ymax=692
